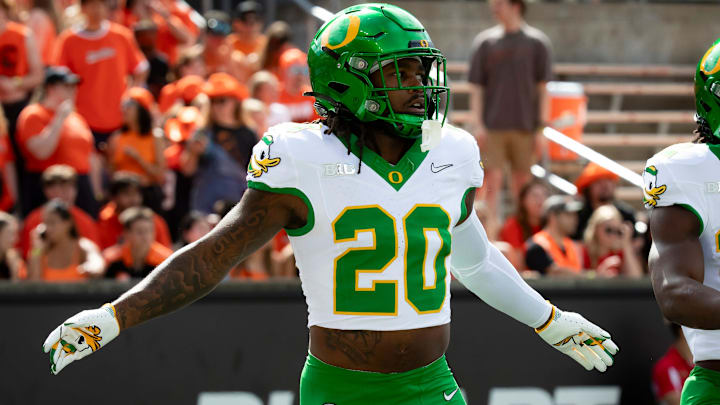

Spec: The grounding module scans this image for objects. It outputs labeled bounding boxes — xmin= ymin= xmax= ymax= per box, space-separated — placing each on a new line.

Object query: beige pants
xmin=483 ymin=129 xmax=536 ymax=172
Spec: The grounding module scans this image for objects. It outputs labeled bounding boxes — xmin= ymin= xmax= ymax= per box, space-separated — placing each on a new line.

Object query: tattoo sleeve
xmin=112 ymin=189 xmax=301 ymax=330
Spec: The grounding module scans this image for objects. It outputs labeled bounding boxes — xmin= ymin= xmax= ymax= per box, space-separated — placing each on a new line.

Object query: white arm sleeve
xmin=450 ymin=212 xmax=553 ymax=328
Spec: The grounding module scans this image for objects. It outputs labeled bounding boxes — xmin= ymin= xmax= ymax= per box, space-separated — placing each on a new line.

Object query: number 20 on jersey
xmin=332 ymin=205 xmax=452 ymax=316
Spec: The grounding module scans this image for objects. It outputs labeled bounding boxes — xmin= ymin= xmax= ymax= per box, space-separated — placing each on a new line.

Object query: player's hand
xmin=535 ymin=306 xmax=619 ymax=372
xmin=42 ymin=304 xmax=120 ymax=375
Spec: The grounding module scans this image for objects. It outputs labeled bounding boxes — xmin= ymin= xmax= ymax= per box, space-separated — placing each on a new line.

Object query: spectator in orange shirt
xmin=0 ymin=210 xmax=24 ymax=280
xmin=27 ymin=0 xmax=61 ymax=66
xmin=98 ymin=172 xmax=171 ymax=249
xmin=0 ymin=0 xmax=43 ymax=173
xmin=228 ymin=1 xmax=265 ymax=60
xmin=499 ymin=179 xmax=549 ymax=269
xmin=54 ymin=0 xmax=149 ymax=151
xmin=202 ymin=10 xmax=250 ymax=82
xmin=26 ymin=198 xmax=104 ymax=281
xmin=16 ymin=66 xmax=101 ymax=217
xmin=260 ymin=21 xmax=317 ymax=123
xmin=103 ymin=206 xmax=171 ymax=279
xmin=0 ymin=112 xmax=18 ymax=212
xmin=158 ymin=71 xmax=205 ymax=115
xmin=122 ymin=0 xmax=191 ymax=66
xmin=20 ymin=164 xmax=101 ymax=257
xmin=108 ymin=86 xmax=166 ymax=213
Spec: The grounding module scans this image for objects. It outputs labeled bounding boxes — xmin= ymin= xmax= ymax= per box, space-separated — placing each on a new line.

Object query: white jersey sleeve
xmin=643 ymin=143 xmax=710 ymax=232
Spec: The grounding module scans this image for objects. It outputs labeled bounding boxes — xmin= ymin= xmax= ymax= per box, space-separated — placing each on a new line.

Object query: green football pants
xmin=299 ymin=353 xmax=466 ymax=405
xmin=681 ymin=366 xmax=720 ymax=404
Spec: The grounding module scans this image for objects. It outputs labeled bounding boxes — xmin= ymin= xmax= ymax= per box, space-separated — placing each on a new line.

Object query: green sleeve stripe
xmin=677 ymin=203 xmax=705 ymax=236
xmin=247 ymin=181 xmax=315 ymax=236
xmin=458 ymin=187 xmax=475 ymax=223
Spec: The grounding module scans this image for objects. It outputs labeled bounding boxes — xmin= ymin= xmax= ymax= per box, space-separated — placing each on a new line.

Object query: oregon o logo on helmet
xmin=420 ymin=39 xmax=429 ymax=48
xmin=700 ymin=43 xmax=720 ymax=75
xmin=321 ymin=15 xmax=361 ymax=50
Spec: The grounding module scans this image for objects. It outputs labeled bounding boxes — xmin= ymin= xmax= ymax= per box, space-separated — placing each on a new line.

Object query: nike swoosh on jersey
xmin=431 ymin=163 xmax=454 ymax=173
xmin=444 ymin=387 xmax=460 ymax=401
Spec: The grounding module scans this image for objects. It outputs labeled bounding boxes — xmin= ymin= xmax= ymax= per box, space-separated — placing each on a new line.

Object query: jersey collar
xmin=336 ymin=133 xmax=428 ymax=191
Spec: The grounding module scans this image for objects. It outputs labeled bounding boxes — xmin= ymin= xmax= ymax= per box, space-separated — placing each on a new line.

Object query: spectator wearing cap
xmin=525 ymin=195 xmax=584 ymax=276
xmin=203 ymin=10 xmax=251 ymax=82
xmin=0 ymin=0 xmax=43 ymax=156
xmin=582 ymin=204 xmax=643 ymax=278
xmin=228 ymin=1 xmax=265 ymax=59
xmin=53 ymin=0 xmax=149 ymax=151
xmin=103 ymin=206 xmax=171 ymax=279
xmin=183 ymin=72 xmax=256 ymax=214
xmin=98 ymin=172 xmax=171 ymax=249
xmin=572 ymin=162 xmax=636 ymax=240
xmin=16 ymin=66 xmax=101 ymax=217
xmin=248 ymin=70 xmax=291 ymax=128
xmin=19 ymin=164 xmax=101 ymax=258
xmin=161 ymin=105 xmax=200 ymax=239
xmin=260 ymin=21 xmax=317 ymax=123
xmin=133 ymin=19 xmax=169 ymax=99
xmin=27 ymin=198 xmax=104 ymax=281
xmin=122 ymin=0 xmax=191 ymax=66
xmin=158 ymin=73 xmax=205 ymax=115
xmin=107 ymin=86 xmax=166 ymax=213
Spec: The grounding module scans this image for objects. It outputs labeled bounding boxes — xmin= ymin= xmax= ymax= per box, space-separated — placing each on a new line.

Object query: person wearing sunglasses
xmin=582 ymin=204 xmax=643 ymax=278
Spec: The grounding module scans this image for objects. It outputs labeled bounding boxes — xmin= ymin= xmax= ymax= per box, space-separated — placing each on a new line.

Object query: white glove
xmin=536 ymin=306 xmax=619 ymax=372
xmin=42 ymin=304 xmax=120 ymax=375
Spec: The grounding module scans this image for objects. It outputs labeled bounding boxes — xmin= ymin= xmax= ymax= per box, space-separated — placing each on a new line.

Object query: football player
xmin=43 ymin=4 xmax=618 ymax=403
xmin=646 ymin=38 xmax=720 ymax=405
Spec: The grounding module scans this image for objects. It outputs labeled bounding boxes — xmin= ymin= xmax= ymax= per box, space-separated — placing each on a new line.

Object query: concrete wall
xmin=309 ymin=1 xmax=720 ymax=64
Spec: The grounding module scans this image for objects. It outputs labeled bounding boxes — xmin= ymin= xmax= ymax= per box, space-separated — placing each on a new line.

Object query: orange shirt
xmin=103 ymin=240 xmax=172 ymax=279
xmin=97 ymin=201 xmax=171 ymax=249
xmin=0 ymin=21 xmax=30 ymax=77
xmin=278 ymin=84 xmax=318 ymax=123
xmin=110 ymin=131 xmax=158 ymax=181
xmin=54 ymin=21 xmax=148 ymax=132
xmin=41 ymin=243 xmax=86 ymax=282
xmin=227 ymin=33 xmax=265 ymax=56
xmin=16 ymin=104 xmax=94 ymax=173
xmin=531 ymin=230 xmax=582 ymax=272
xmin=21 ymin=205 xmax=101 ymax=258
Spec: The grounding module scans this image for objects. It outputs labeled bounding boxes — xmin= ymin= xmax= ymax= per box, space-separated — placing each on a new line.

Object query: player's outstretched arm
xmin=42 ymin=188 xmax=306 ymax=374
xmin=450 ymin=203 xmax=618 ymax=371
xmin=649 ymin=205 xmax=720 ymax=329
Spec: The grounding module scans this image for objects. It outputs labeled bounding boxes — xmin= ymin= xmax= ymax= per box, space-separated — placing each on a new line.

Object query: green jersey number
xmin=332 ymin=204 xmax=451 ymax=315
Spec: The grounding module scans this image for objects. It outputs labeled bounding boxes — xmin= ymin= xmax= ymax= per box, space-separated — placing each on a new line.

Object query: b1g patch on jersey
xmin=643 ymin=165 xmax=667 ymax=208
xmin=248 ymin=134 xmax=281 ymax=178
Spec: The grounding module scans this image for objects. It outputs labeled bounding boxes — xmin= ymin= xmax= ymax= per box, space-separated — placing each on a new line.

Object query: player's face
xmin=370 ymin=58 xmax=426 ymax=116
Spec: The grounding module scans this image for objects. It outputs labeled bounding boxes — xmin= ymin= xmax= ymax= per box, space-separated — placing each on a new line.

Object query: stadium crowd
xmin=0 ymin=0 xmax=649 ymax=283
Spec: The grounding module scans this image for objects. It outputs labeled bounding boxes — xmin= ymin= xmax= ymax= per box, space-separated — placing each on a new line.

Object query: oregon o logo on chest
xmin=388 ymin=171 xmax=403 ymax=184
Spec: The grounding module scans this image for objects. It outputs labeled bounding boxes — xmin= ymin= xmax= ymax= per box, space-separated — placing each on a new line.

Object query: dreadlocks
xmin=318 ymin=109 xmax=401 ymax=174
xmin=693 ymin=117 xmax=720 ymax=145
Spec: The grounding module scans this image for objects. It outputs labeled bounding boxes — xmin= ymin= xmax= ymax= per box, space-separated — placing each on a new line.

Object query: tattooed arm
xmin=112 ymin=188 xmax=307 ymax=330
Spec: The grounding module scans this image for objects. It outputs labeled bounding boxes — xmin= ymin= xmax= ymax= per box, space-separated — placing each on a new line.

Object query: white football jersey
xmin=246 ymin=122 xmax=484 ymax=331
xmin=643 ymin=142 xmax=720 ymax=362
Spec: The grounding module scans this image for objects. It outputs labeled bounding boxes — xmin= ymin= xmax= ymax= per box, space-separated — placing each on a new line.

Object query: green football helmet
xmin=695 ymin=38 xmax=720 ymax=138
xmin=307 ymin=3 xmax=449 ymax=139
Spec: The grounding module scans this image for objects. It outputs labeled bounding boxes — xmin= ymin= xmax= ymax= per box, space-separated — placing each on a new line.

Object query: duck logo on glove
xmin=72 ymin=325 xmax=103 ymax=352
